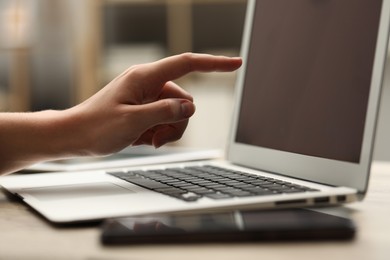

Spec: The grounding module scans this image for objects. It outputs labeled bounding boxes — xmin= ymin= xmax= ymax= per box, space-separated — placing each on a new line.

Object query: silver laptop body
xmin=1 ymin=0 xmax=389 ymax=223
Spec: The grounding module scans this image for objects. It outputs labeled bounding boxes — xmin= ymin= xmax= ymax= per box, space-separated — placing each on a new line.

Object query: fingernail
xmin=181 ymin=101 xmax=195 ymax=118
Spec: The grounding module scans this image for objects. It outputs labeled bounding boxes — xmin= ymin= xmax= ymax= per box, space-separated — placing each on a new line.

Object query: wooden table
xmin=0 ymin=161 xmax=389 ymax=260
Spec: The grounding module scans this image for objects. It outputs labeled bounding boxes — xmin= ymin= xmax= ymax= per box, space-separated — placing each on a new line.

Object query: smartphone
xmin=100 ymin=208 xmax=356 ymax=245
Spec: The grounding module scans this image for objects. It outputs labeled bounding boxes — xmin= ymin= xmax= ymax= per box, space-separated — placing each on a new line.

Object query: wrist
xmin=21 ymin=109 xmax=81 ymax=160
xmin=40 ymin=108 xmax=93 ymax=159
xmin=0 ymin=110 xmax=81 ymax=174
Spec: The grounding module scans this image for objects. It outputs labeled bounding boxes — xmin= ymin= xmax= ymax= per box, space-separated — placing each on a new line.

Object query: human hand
xmin=68 ymin=53 xmax=242 ymax=156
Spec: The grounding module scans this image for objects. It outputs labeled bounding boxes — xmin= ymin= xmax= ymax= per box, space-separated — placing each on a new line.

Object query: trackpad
xmin=21 ymin=182 xmax=134 ymax=201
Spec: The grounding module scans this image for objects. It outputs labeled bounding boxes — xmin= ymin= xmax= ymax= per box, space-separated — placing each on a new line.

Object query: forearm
xmin=0 ymin=109 xmax=84 ymax=175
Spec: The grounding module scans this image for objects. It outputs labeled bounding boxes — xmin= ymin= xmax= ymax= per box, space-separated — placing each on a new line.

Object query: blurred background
xmin=0 ymin=0 xmax=389 ymax=161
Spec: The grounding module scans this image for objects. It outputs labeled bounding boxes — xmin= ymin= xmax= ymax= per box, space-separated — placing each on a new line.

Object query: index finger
xmin=147 ymin=53 xmax=242 ymax=85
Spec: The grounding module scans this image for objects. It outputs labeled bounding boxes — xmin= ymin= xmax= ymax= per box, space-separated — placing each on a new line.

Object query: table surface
xmin=0 ymin=161 xmax=389 ymax=260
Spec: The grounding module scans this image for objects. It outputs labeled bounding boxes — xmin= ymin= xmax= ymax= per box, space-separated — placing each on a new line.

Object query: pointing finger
xmin=146 ymin=53 xmax=242 ymax=85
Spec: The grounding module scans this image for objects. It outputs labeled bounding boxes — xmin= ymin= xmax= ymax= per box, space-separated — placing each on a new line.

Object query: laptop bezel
xmin=227 ymin=0 xmax=390 ymax=193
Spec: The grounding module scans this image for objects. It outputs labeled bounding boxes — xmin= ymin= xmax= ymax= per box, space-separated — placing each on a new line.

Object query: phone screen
xmin=101 ymin=209 xmax=356 ymax=244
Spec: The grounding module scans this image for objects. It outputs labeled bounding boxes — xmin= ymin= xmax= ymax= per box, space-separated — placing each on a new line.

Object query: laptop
xmin=1 ymin=0 xmax=389 ymax=224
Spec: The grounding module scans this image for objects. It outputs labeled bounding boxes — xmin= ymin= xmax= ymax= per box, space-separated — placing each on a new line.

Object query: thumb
xmin=133 ymin=99 xmax=196 ymax=130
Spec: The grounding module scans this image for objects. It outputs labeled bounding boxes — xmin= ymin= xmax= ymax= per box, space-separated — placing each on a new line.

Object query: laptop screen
xmin=235 ymin=0 xmax=383 ymax=163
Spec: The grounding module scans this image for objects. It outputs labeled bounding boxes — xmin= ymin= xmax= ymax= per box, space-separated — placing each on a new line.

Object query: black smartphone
xmin=100 ymin=208 xmax=356 ymax=245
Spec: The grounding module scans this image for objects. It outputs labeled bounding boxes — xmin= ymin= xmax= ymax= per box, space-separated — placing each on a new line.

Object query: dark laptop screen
xmin=236 ymin=0 xmax=383 ymax=163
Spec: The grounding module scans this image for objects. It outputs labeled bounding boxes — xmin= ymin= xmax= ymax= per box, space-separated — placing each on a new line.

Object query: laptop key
xmin=245 ymin=187 xmax=274 ymax=194
xmin=282 ymin=189 xmax=304 ymax=194
xmin=175 ymin=192 xmax=203 ymax=202
xmin=121 ymin=177 xmax=171 ymax=190
xmin=224 ymin=190 xmax=253 ymax=197
xmin=190 ymin=188 xmax=216 ymax=195
xmin=155 ymin=187 xmax=186 ymax=195
xmin=205 ymin=193 xmax=233 ymax=200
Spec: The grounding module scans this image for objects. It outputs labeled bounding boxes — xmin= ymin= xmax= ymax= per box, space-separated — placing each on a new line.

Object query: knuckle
xmin=181 ymin=52 xmax=194 ymax=59
xmin=124 ymin=64 xmax=146 ymax=80
xmin=180 ymin=52 xmax=195 ymax=71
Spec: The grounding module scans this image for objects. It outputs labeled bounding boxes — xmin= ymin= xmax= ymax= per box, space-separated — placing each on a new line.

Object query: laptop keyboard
xmin=108 ymin=165 xmax=318 ymax=202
